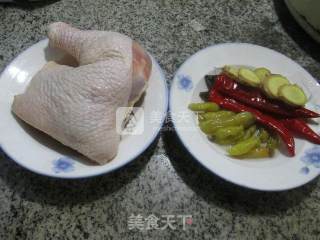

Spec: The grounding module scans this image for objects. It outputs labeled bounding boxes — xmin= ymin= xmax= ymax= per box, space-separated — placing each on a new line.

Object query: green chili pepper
xmin=188 ymin=102 xmax=220 ymax=112
xmin=241 ymin=125 xmax=257 ymax=141
xmin=237 ymin=147 xmax=270 ymax=158
xmin=213 ymin=126 xmax=244 ymax=140
xmin=201 ymin=111 xmax=235 ymax=120
xmin=214 ymin=131 xmax=245 ymax=145
xmin=267 ymin=136 xmax=279 ymax=150
xmin=198 ymin=113 xmax=206 ymax=122
xmin=228 ymin=136 xmax=261 ymax=156
xmin=199 ymin=112 xmax=255 ymax=134
xmin=258 ymin=128 xmax=269 ymax=143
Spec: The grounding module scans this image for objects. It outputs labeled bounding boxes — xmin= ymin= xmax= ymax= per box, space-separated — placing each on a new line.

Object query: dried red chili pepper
xmin=211 ymin=74 xmax=320 ymax=118
xmin=280 ymin=119 xmax=320 ymax=144
xmin=209 ymin=87 xmax=295 ymax=156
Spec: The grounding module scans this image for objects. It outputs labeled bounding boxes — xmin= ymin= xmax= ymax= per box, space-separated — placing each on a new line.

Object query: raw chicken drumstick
xmin=12 ymin=22 xmax=152 ymax=164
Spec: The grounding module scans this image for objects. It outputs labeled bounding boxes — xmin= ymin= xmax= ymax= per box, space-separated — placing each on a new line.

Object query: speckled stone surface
xmin=0 ymin=0 xmax=320 ymax=239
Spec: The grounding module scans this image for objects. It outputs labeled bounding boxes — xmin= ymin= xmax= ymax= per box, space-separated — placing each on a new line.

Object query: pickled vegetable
xmin=213 ymin=126 xmax=244 ymax=140
xmin=200 ymin=111 xmax=235 ymax=120
xmin=228 ymin=136 xmax=261 ymax=156
xmin=263 ymin=74 xmax=289 ymax=98
xmin=229 ymin=112 xmax=255 ymax=127
xmin=188 ymin=102 xmax=220 ymax=112
xmin=241 ymin=125 xmax=257 ymax=141
xmin=199 ymin=121 xmax=224 ymax=134
xmin=214 ymin=132 xmax=245 ymax=145
xmin=198 ymin=113 xmax=206 ymax=122
xmin=238 ymin=67 xmax=261 ymax=87
xmin=223 ymin=65 xmax=239 ymax=79
xmin=267 ymin=136 xmax=279 ymax=150
xmin=278 ymin=84 xmax=307 ymax=106
xmin=258 ymin=128 xmax=269 ymax=143
xmin=254 ymin=67 xmax=271 ymax=82
xmin=238 ymin=147 xmax=270 ymax=158
xmin=199 ymin=112 xmax=255 ymax=134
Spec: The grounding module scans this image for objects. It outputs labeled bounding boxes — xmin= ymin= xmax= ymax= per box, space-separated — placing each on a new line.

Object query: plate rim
xmin=284 ymin=0 xmax=320 ymax=44
xmin=0 ymin=39 xmax=169 ymax=179
xmin=170 ymin=42 xmax=320 ymax=191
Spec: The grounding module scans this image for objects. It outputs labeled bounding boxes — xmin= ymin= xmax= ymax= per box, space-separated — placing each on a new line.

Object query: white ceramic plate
xmin=0 ymin=39 xmax=168 ymax=178
xmin=170 ymin=43 xmax=320 ymax=191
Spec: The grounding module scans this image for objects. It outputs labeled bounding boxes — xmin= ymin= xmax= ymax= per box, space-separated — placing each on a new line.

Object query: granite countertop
xmin=0 ymin=0 xmax=320 ymax=239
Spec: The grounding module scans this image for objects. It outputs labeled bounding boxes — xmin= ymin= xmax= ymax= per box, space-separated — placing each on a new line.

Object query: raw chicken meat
xmin=12 ymin=22 xmax=152 ymax=164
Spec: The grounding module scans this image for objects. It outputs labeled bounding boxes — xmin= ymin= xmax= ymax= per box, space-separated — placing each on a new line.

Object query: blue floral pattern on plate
xmin=300 ymin=146 xmax=320 ymax=174
xmin=177 ymin=75 xmax=193 ymax=91
xmin=53 ymin=157 xmax=75 ymax=173
xmin=300 ymin=166 xmax=310 ymax=175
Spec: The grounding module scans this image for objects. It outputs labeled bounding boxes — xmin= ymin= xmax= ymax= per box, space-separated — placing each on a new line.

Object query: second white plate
xmin=170 ymin=43 xmax=320 ymax=191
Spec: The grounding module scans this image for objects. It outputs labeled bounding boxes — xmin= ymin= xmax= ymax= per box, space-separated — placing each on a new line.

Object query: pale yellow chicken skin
xmin=12 ymin=22 xmax=152 ymax=164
